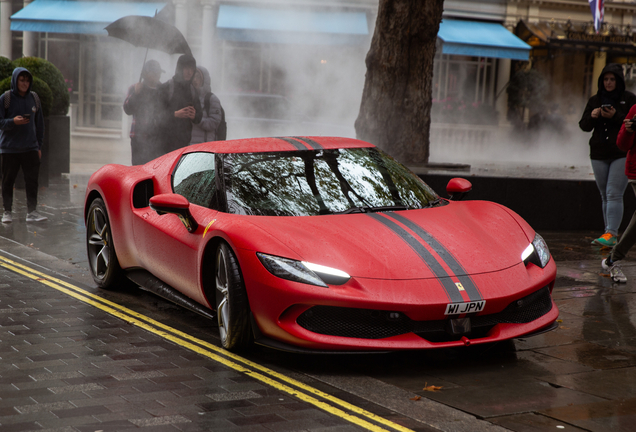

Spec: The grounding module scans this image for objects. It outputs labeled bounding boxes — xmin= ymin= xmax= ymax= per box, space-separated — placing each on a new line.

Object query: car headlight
xmin=521 ymin=233 xmax=550 ymax=268
xmin=257 ymin=253 xmax=350 ymax=287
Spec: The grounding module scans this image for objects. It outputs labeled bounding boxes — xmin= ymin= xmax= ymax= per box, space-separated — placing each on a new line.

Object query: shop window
xmin=622 ymin=63 xmax=636 ymax=94
xmin=221 ymin=41 xmax=273 ymax=93
xmin=39 ymin=33 xmax=80 ymax=105
xmin=219 ymin=41 xmax=365 ymax=127
xmin=78 ymin=36 xmax=127 ymax=129
xmin=432 ymin=54 xmax=497 ymax=125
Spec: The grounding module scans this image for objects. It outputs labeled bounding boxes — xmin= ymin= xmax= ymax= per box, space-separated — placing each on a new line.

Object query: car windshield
xmin=222 ymin=147 xmax=440 ymax=216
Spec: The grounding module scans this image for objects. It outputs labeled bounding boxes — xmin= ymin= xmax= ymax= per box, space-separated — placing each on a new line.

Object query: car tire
xmin=86 ymin=198 xmax=126 ymax=289
xmin=215 ymin=242 xmax=252 ymax=351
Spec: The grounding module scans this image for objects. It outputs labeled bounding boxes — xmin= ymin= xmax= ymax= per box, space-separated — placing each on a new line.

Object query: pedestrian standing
xmin=156 ymin=54 xmax=202 ymax=154
xmin=579 ymin=64 xmax=636 ymax=247
xmin=123 ymin=59 xmax=164 ymax=165
xmin=190 ymin=67 xmax=222 ymax=144
xmin=0 ymin=67 xmax=47 ymax=223
xmin=602 ymin=108 xmax=636 ymax=282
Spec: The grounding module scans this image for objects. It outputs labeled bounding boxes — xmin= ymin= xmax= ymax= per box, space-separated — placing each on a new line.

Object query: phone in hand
xmin=601 ymin=104 xmax=612 ymax=110
xmin=23 ymin=114 xmax=30 ymax=119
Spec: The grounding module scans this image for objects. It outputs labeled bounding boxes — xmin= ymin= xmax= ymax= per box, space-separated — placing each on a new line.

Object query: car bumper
xmin=240 ymin=251 xmax=558 ymax=351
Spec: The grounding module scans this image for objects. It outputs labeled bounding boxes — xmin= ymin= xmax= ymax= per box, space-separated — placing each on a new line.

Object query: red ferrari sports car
xmin=84 ymin=136 xmax=558 ymax=352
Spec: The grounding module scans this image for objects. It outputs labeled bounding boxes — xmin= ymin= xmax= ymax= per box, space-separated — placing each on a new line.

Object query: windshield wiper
xmin=333 ymin=205 xmax=410 ymax=215
xmin=423 ymin=198 xmax=443 ymax=208
xmin=331 ymin=200 xmax=442 ymax=214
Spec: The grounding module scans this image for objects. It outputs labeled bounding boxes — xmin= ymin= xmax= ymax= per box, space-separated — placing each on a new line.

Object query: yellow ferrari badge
xmin=203 ymin=219 xmax=216 ymax=239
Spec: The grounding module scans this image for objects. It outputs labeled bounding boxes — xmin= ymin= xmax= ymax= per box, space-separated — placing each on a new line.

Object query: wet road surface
xmin=0 ymin=176 xmax=634 ymax=431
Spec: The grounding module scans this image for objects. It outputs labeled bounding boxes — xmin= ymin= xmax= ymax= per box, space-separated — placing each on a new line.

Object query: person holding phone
xmin=0 ymin=67 xmax=46 ymax=223
xmin=156 ymin=54 xmax=202 ymax=155
xmin=580 ymin=64 xmax=636 ymax=247
xmin=602 ymin=109 xmax=636 ymax=282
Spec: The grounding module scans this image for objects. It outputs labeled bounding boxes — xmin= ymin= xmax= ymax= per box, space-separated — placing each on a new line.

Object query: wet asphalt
xmin=0 ymin=175 xmax=634 ymax=432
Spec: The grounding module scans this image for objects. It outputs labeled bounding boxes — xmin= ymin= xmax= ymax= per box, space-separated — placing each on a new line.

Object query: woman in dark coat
xmin=580 ymin=63 xmax=636 ymax=247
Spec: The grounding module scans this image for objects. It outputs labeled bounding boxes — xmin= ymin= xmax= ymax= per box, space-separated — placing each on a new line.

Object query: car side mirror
xmin=446 ymin=178 xmax=472 ymax=201
xmin=149 ymin=194 xmax=199 ymax=233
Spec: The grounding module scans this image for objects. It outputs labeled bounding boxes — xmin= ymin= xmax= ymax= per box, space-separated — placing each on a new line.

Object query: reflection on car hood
xmin=247 ymin=201 xmax=532 ymax=280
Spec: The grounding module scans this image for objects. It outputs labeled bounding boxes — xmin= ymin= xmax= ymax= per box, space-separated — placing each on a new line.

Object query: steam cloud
xmin=90 ymin=11 xmax=593 ymax=175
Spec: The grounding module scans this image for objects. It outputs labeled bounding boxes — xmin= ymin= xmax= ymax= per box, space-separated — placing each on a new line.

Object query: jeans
xmin=591 ymin=158 xmax=628 ymax=236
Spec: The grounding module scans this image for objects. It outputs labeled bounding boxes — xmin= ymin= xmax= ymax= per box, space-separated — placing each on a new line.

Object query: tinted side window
xmin=173 ymin=152 xmax=216 ymax=207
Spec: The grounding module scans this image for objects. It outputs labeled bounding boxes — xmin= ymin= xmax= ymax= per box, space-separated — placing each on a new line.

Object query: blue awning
xmin=438 ymin=19 xmax=531 ymax=61
xmin=11 ymin=1 xmax=167 ymax=34
xmin=216 ymin=5 xmax=369 ymax=45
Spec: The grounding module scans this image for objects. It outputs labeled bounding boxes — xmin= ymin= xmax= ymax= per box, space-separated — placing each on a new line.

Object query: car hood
xmin=245 ymin=201 xmax=534 ymax=280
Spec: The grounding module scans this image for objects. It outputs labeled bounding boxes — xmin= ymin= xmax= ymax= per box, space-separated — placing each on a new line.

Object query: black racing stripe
xmin=275 ymin=137 xmax=307 ymax=151
xmin=367 ymin=213 xmax=464 ymax=303
xmin=386 ymin=212 xmax=483 ymax=301
xmin=292 ymin=136 xmax=324 ymax=150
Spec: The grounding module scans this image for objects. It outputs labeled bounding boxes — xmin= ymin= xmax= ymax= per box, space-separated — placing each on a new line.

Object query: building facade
xmin=2 ymin=0 xmax=635 ymax=163
xmin=508 ymin=0 xmax=636 ymax=124
xmin=0 ymin=0 xmax=378 ymax=136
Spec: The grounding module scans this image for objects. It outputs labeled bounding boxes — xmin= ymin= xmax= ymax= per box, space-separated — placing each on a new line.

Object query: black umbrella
xmin=105 ymin=15 xmax=192 ymax=56
xmin=106 ymin=15 xmax=192 ymax=82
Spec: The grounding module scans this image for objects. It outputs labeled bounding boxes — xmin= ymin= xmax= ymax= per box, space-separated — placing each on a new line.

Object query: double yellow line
xmin=0 ymin=254 xmax=415 ymax=432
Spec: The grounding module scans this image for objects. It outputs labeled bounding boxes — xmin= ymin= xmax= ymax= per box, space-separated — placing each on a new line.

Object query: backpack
xmin=204 ymin=92 xmax=226 ymax=141
xmin=2 ymin=90 xmax=41 ymax=113
xmin=167 ymin=80 xmax=227 ymax=142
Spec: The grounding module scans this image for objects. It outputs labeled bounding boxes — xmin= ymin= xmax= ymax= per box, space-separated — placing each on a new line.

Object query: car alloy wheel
xmin=215 ymin=242 xmax=251 ymax=350
xmin=86 ymin=198 xmax=124 ymax=288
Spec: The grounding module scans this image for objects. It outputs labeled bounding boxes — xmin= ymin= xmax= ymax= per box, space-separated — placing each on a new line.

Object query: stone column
xmin=0 ymin=0 xmax=12 ymax=58
xmin=22 ymin=0 xmax=37 ymax=57
xmin=174 ymin=0 xmax=188 ymax=40
xmin=496 ymin=58 xmax=512 ymax=125
xmin=200 ymin=0 xmax=218 ymax=71
xmin=528 ymin=4 xmax=540 ymax=24
xmin=592 ymin=51 xmax=607 ymax=95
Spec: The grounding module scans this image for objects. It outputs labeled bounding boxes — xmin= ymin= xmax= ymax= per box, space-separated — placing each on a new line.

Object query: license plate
xmin=445 ymin=300 xmax=486 ymax=315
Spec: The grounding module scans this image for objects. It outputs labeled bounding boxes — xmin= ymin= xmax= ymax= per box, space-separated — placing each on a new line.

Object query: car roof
xmin=185 ymin=136 xmax=376 ymax=154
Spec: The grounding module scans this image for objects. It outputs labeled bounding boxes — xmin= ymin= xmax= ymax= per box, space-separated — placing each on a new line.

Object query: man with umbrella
xmin=156 ymin=54 xmax=202 ymax=154
xmin=123 ymin=59 xmax=164 ymax=165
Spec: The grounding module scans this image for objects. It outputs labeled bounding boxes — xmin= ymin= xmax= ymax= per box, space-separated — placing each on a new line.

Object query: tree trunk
xmin=355 ymin=0 xmax=444 ymax=165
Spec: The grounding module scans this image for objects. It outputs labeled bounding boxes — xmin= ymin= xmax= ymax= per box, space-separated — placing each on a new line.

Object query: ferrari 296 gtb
xmin=84 ymin=136 xmax=558 ymax=352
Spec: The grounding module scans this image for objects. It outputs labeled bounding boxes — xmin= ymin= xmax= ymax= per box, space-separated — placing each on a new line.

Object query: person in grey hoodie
xmin=190 ymin=66 xmax=222 ymax=144
xmin=0 ymin=67 xmax=46 ymax=223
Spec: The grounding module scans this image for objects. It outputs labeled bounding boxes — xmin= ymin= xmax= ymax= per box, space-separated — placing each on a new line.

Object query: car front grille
xmin=296 ymin=286 xmax=553 ymax=342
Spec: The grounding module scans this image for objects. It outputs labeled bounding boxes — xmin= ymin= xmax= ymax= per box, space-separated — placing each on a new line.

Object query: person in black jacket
xmin=156 ymin=54 xmax=202 ymax=155
xmin=580 ymin=63 xmax=636 ymax=247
